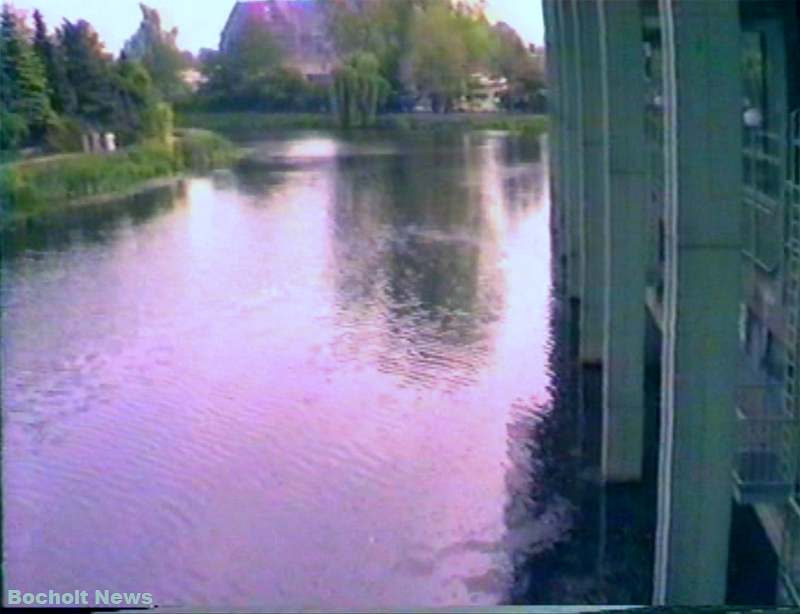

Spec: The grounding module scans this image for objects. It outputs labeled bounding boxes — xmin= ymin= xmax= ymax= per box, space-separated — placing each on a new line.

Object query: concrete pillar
xmin=576 ymin=0 xmax=605 ymax=365
xmin=542 ymin=0 xmax=563 ymax=263
xmin=653 ymin=0 xmax=742 ymax=604
xmin=599 ymin=0 xmax=647 ymax=482
xmin=562 ymin=0 xmax=583 ymax=301
xmin=552 ymin=0 xmax=570 ymax=293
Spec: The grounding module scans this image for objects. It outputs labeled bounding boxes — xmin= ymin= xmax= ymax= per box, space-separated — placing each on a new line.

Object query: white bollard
xmin=90 ymin=131 xmax=102 ymax=153
xmin=104 ymin=132 xmax=117 ymax=152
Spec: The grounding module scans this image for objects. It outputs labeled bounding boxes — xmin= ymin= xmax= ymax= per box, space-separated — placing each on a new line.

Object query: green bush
xmin=174 ymin=129 xmax=240 ymax=172
xmin=45 ymin=115 xmax=84 ymax=153
xmin=142 ymin=102 xmax=175 ymax=144
xmin=0 ymin=110 xmax=30 ymax=151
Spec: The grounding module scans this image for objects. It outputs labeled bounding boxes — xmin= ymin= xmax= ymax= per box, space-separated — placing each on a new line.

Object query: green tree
xmin=231 ymin=18 xmax=283 ymax=72
xmin=112 ymin=54 xmax=158 ymax=143
xmin=326 ymin=0 xmax=502 ymax=114
xmin=32 ymin=9 xmax=76 ymax=113
xmin=326 ymin=0 xmax=415 ymax=98
xmin=144 ymin=38 xmax=188 ymax=101
xmin=491 ymin=25 xmax=544 ymax=111
xmin=222 ymin=17 xmax=282 ymax=88
xmin=1 ymin=3 xmax=52 ymax=143
xmin=58 ymin=19 xmax=116 ymax=125
xmin=408 ymin=3 xmax=470 ymax=112
xmin=199 ymin=18 xmax=285 ymax=109
xmin=0 ymin=107 xmax=28 ymax=150
xmin=332 ymin=52 xmax=390 ymax=128
xmin=123 ymin=4 xmax=188 ymax=101
xmin=258 ymin=66 xmax=327 ymax=112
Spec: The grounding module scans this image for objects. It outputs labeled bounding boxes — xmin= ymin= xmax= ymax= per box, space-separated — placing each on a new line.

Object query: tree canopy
xmin=332 ymin=52 xmax=390 ymax=128
xmin=122 ymin=3 xmax=189 ymax=102
xmin=326 ymin=0 xmax=544 ymax=113
xmin=0 ymin=0 xmax=546 ymax=153
xmin=0 ymin=3 xmax=170 ymax=153
xmin=197 ymin=17 xmax=327 ymax=112
xmin=194 ymin=0 xmax=543 ymax=116
xmin=1 ymin=4 xmax=52 ymax=144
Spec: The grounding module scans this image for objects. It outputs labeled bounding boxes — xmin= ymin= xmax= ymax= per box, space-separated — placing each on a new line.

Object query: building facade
xmin=543 ymin=0 xmax=800 ymax=605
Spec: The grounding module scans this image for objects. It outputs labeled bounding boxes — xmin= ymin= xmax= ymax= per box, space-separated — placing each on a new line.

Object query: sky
xmin=9 ymin=0 xmax=543 ymax=55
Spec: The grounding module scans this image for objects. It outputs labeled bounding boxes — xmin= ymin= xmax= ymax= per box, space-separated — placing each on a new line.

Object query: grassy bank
xmin=0 ymin=130 xmax=239 ymax=228
xmin=177 ymin=111 xmax=548 ymax=137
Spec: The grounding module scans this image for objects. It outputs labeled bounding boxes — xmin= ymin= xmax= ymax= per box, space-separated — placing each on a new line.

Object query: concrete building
xmin=219 ymin=0 xmax=334 ymax=81
xmin=543 ymin=0 xmax=799 ymax=605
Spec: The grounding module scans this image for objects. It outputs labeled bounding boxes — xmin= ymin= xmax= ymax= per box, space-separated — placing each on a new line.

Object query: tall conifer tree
xmin=0 ymin=4 xmax=52 ymax=139
xmin=32 ymin=9 xmax=75 ymax=113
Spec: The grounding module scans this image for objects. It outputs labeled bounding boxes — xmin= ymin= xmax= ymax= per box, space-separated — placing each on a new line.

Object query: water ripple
xmin=2 ymin=132 xmax=550 ymax=608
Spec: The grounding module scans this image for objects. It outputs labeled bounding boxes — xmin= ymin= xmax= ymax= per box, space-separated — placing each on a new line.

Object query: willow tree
xmin=326 ymin=0 xmax=415 ymax=94
xmin=332 ymin=52 xmax=390 ymax=128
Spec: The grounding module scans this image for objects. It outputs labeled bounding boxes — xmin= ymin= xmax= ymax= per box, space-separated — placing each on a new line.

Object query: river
xmin=1 ymin=131 xmax=604 ymax=608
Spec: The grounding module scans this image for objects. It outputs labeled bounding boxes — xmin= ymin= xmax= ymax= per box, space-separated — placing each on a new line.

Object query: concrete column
xmin=653 ymin=0 xmax=742 ymax=604
xmin=552 ymin=0 xmax=570 ymax=292
xmin=599 ymin=0 xmax=647 ymax=482
xmin=562 ymin=0 xmax=583 ymax=301
xmin=576 ymin=0 xmax=605 ymax=365
xmin=542 ymin=0 xmax=563 ymax=265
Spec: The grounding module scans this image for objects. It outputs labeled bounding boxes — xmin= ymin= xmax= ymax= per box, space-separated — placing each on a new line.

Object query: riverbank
xmin=0 ymin=130 xmax=239 ymax=229
xmin=177 ymin=111 xmax=548 ymax=138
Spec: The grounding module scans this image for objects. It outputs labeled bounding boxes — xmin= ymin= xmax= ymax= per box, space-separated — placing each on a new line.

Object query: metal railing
xmin=734 ymin=383 xmax=796 ymax=503
xmin=784 ymin=110 xmax=800 ymax=504
xmin=779 ymin=110 xmax=800 ymax=605
xmin=742 ymin=127 xmax=784 ymax=273
xmin=743 ymin=127 xmax=784 ymax=204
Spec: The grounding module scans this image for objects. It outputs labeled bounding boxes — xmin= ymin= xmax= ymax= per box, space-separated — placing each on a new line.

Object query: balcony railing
xmin=733 ymin=383 xmax=796 ymax=503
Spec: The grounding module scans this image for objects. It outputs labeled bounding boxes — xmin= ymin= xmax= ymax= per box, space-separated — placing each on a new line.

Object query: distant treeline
xmin=191 ymin=0 xmax=545 ymax=126
xmin=0 ymin=4 xmax=176 ymax=154
xmin=1 ymin=0 xmax=545 ymax=155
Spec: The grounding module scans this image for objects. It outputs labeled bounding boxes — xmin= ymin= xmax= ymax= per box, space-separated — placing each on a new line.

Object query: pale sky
xmin=10 ymin=0 xmax=543 ymax=55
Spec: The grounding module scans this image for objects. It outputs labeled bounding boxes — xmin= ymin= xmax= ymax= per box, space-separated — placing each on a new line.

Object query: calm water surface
xmin=2 ymin=132 xmax=565 ymax=608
